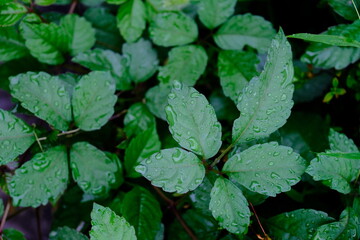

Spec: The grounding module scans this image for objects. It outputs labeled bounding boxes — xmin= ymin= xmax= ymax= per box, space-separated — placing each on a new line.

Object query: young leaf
xmin=158 ymin=45 xmax=208 ymax=86
xmin=0 ymin=27 xmax=29 ymax=62
xmin=149 ymin=12 xmax=198 ymax=47
xmin=122 ymin=38 xmax=159 ymax=83
xmin=72 ymin=71 xmax=117 ymax=131
xmin=0 ymin=109 xmax=35 ymax=165
xmin=267 ymin=209 xmax=334 ymax=240
xmin=0 ymin=3 xmax=27 ymax=27
xmin=50 ymin=227 xmax=89 ymax=240
xmin=214 ymin=13 xmax=276 ymax=53
xmin=90 ymin=204 xmax=137 ymax=240
xmin=2 ymin=228 xmax=26 ymax=240
xmin=10 ymin=72 xmax=72 ymax=131
xmin=124 ymin=103 xmax=156 ymax=137
xmin=223 ymin=142 xmax=306 ymax=196
xmin=288 ymin=33 xmax=360 ymax=48
xmin=116 ymin=0 xmax=146 ymax=43
xmin=72 ymin=49 xmax=132 ymax=91
xmin=209 ymin=177 xmax=250 ymax=235
xmin=165 ymin=82 xmax=222 ymax=159
xmin=198 ymin=0 xmax=237 ymax=29
xmin=121 ymin=187 xmax=162 ymax=240
xmin=329 ymin=129 xmax=359 ymax=153
xmin=328 ymin=0 xmax=359 ymax=21
xmin=135 ymin=148 xmax=205 ymax=194
xmin=145 ymin=84 xmax=172 ymax=120
xmin=9 ymin=146 xmax=69 ymax=207
xmin=232 ymin=29 xmax=294 ymax=144
xmin=218 ymin=50 xmax=259 ymax=102
xmin=70 ymin=142 xmax=122 ymax=196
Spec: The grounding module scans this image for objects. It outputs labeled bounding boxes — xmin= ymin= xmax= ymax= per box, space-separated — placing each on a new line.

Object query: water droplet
xmin=173 ymin=81 xmax=182 ymax=90
xmin=155 ymin=153 xmax=162 ymax=160
xmin=270 ymin=172 xmax=281 ymax=179
xmin=280 ymin=94 xmax=287 ymax=101
xmin=253 ymin=125 xmax=261 ymax=133
xmin=172 ymin=149 xmax=183 ymax=162
xmin=57 ymin=87 xmax=66 ymax=97
xmin=168 ymin=93 xmax=176 ymax=99
xmin=273 ymin=151 xmax=280 ymax=157
xmin=135 ymin=165 xmax=146 ymax=174
xmin=188 ymin=137 xmax=199 ymax=152
xmin=268 ymin=161 xmax=274 ymax=166
xmin=32 ymin=158 xmax=50 ymax=171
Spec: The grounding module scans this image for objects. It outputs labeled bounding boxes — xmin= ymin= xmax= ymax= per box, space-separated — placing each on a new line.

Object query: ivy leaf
xmin=90 ymin=204 xmax=137 ymax=240
xmin=198 ymin=0 xmax=237 ymax=29
xmin=149 ymin=12 xmax=198 ymax=47
xmin=124 ymin=127 xmax=161 ymax=178
xmin=72 ymin=49 xmax=132 ymax=91
xmin=232 ymin=30 xmax=294 ymax=144
xmin=60 ymin=14 xmax=96 ymax=56
xmin=0 ymin=109 xmax=35 ymax=165
xmin=124 ymin=103 xmax=156 ymax=137
xmin=0 ymin=27 xmax=29 ymax=62
xmin=223 ymin=142 xmax=306 ymax=196
xmin=329 ymin=129 xmax=359 ymax=153
xmin=2 ymin=228 xmax=26 ymax=240
xmin=288 ymin=33 xmax=360 ymax=48
xmin=135 ymin=147 xmax=205 ymax=194
xmin=0 ymin=3 xmax=27 ymax=27
xmin=165 ymin=82 xmax=222 ymax=159
xmin=214 ymin=13 xmax=276 ymax=53
xmin=50 ymin=227 xmax=89 ymax=240
xmin=267 ymin=209 xmax=334 ymax=240
xmin=145 ymin=84 xmax=172 ymax=120
xmin=9 ymin=146 xmax=69 ymax=207
xmin=121 ymin=187 xmax=162 ymax=240
xmin=209 ymin=177 xmax=250 ymax=235
xmin=328 ymin=0 xmax=358 ymax=21
xmin=10 ymin=72 xmax=72 ymax=131
xmin=122 ymin=38 xmax=158 ymax=83
xmin=70 ymin=142 xmax=123 ymax=196
xmin=72 ymin=71 xmax=117 ymax=131
xmin=218 ymin=50 xmax=259 ymax=102
xmin=158 ymin=45 xmax=208 ymax=86
xmin=116 ymin=0 xmax=146 ymax=43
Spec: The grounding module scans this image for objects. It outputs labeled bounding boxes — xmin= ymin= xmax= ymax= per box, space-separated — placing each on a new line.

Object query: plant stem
xmin=352 ymin=0 xmax=360 ymax=19
xmin=109 ymin=109 xmax=128 ymax=121
xmin=210 ymin=142 xmax=235 ymax=168
xmin=68 ymin=0 xmax=78 ymax=14
xmin=33 ymin=130 xmax=44 ymax=152
xmin=249 ymin=202 xmax=268 ymax=238
xmin=37 ymin=128 xmax=81 ymax=142
xmin=0 ymin=199 xmax=11 ymax=234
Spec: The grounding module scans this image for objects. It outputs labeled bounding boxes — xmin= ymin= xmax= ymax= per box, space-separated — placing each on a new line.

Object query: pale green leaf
xmin=135 ymin=147 xmax=205 ymax=194
xmin=0 ymin=109 xmax=35 ymax=165
xmin=90 ymin=204 xmax=137 ymax=240
xmin=165 ymin=82 xmax=222 ymax=159
xmin=10 ymin=71 xmax=72 ymax=131
xmin=0 ymin=3 xmax=27 ymax=27
xmin=214 ymin=13 xmax=276 ymax=53
xmin=329 ymin=129 xmax=359 ymax=153
xmin=223 ymin=142 xmax=307 ymax=197
xmin=232 ymin=30 xmax=294 ymax=144
xmin=218 ymin=50 xmax=259 ymax=102
xmin=288 ymin=33 xmax=360 ymax=48
xmin=328 ymin=0 xmax=358 ymax=21
xmin=149 ymin=12 xmax=198 ymax=47
xmin=198 ymin=0 xmax=237 ymax=29
xmin=145 ymin=84 xmax=172 ymax=120
xmin=70 ymin=142 xmax=122 ymax=196
xmin=124 ymin=103 xmax=156 ymax=137
xmin=158 ymin=45 xmax=208 ymax=86
xmin=209 ymin=177 xmax=250 ymax=235
xmin=35 ymin=0 xmax=56 ymax=6
xmin=122 ymin=38 xmax=158 ymax=83
xmin=0 ymin=27 xmax=29 ymax=62
xmin=50 ymin=227 xmax=89 ymax=240
xmin=2 ymin=228 xmax=26 ymax=240
xmin=121 ymin=187 xmax=162 ymax=240
xmin=72 ymin=71 xmax=117 ymax=131
xmin=147 ymin=0 xmax=189 ymax=11
xmin=117 ymin=0 xmax=146 ymax=43
xmin=9 ymin=146 xmax=69 ymax=207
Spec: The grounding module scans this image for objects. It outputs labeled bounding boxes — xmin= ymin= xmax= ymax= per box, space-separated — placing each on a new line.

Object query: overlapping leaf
xmin=329 ymin=129 xmax=359 ymax=153
xmin=50 ymin=227 xmax=89 ymax=240
xmin=0 ymin=27 xmax=28 ymax=62
xmin=198 ymin=0 xmax=237 ymax=29
xmin=328 ymin=0 xmax=359 ymax=21
xmin=288 ymin=33 xmax=360 ymax=48
xmin=145 ymin=84 xmax=172 ymax=120
xmin=124 ymin=103 xmax=156 ymax=137
xmin=0 ymin=3 xmax=27 ymax=27
xmin=147 ymin=0 xmax=189 ymax=11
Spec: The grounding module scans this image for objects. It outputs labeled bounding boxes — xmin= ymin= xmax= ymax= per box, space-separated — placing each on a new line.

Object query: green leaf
xmin=218 ymin=50 xmax=259 ymax=102
xmin=116 ymin=0 xmax=146 ymax=43
xmin=149 ymin=12 xmax=198 ymax=47
xmin=306 ymin=152 xmax=360 ymax=194
xmin=72 ymin=71 xmax=117 ymax=131
xmin=165 ymin=82 xmax=222 ymax=159
xmin=122 ymin=38 xmax=158 ymax=83
xmin=121 ymin=187 xmax=162 ymax=240
xmin=223 ymin=142 xmax=307 ymax=196
xmin=9 ymin=146 xmax=69 ymax=207
xmin=190 ymin=173 xmax=217 ymax=216
xmin=60 ymin=14 xmax=96 ymax=55
xmin=0 ymin=109 xmax=35 ymax=165
xmin=198 ymin=0 xmax=237 ymax=29
xmin=50 ymin=227 xmax=89 ymax=240
xmin=125 ymin=127 xmax=161 ymax=178
xmin=90 ymin=203 xmax=137 ymax=240
xmin=267 ymin=209 xmax=334 ymax=240
xmin=72 ymin=49 xmax=132 ymax=91
xmin=0 ymin=3 xmax=27 ymax=27
xmin=135 ymin=147 xmax=205 ymax=194
xmin=209 ymin=177 xmax=250 ymax=235
xmin=2 ymin=228 xmax=26 ymax=240
xmin=329 ymin=129 xmax=359 ymax=153
xmin=124 ymin=103 xmax=156 ymax=137
xmin=70 ymin=142 xmax=122 ymax=196
xmin=35 ymin=0 xmax=56 ymax=6
xmin=106 ymin=0 xmax=127 ymax=4
xmin=288 ymin=33 xmax=360 ymax=48
xmin=214 ymin=13 xmax=276 ymax=53
xmin=232 ymin=30 xmax=294 ymax=144
xmin=0 ymin=27 xmax=29 ymax=62
xmin=10 ymin=71 xmax=72 ymax=131
xmin=145 ymin=84 xmax=172 ymax=120
xmin=81 ymin=0 xmax=105 ymax=6
xmin=147 ymin=0 xmax=189 ymax=11
xmin=0 ymin=199 xmax=3 ymax=218
xmin=158 ymin=45 xmax=208 ymax=86
xmin=328 ymin=0 xmax=359 ymax=21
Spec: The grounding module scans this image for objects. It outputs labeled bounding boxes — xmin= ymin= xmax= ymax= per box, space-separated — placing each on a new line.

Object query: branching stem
xmin=37 ymin=128 xmax=80 ymax=142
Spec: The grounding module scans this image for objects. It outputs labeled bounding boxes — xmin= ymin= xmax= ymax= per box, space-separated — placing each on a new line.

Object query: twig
xmin=351 ymin=0 xmax=360 ymax=20
xmin=249 ymin=202 xmax=269 ymax=239
xmin=109 ymin=109 xmax=128 ymax=121
xmin=33 ymin=130 xmax=44 ymax=152
xmin=68 ymin=0 xmax=78 ymax=14
xmin=0 ymin=199 xmax=12 ymax=234
xmin=37 ymin=128 xmax=81 ymax=142
xmin=36 ymin=207 xmax=43 ymax=240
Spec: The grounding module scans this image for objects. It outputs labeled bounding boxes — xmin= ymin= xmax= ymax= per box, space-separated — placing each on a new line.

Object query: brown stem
xmin=37 ymin=128 xmax=80 ymax=142
xmin=68 ymin=0 xmax=78 ymax=14
xmin=249 ymin=202 xmax=268 ymax=238
xmin=0 ymin=199 xmax=12 ymax=234
xmin=109 ymin=109 xmax=128 ymax=121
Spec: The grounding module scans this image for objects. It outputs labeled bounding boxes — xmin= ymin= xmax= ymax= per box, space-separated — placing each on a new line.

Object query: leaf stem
xmin=0 ymin=199 xmax=11 ymax=234
xmin=37 ymin=128 xmax=81 ymax=142
xmin=210 ymin=142 xmax=235 ymax=168
xmin=352 ymin=0 xmax=360 ymax=20
xmin=33 ymin=130 xmax=44 ymax=152
xmin=68 ymin=0 xmax=78 ymax=14
xmin=249 ymin=202 xmax=269 ymax=239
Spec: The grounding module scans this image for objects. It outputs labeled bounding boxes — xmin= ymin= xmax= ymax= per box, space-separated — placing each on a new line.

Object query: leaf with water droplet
xmin=136 ymin=147 xmax=205 ymax=194
xmin=9 ymin=146 xmax=69 ymax=208
xmin=166 ymin=82 xmax=222 ymax=159
xmin=145 ymin=84 xmax=172 ymax=120
xmin=223 ymin=142 xmax=306 ymax=197
xmin=232 ymin=29 xmax=294 ymax=144
xmin=328 ymin=128 xmax=359 ymax=153
xmin=70 ymin=142 xmax=123 ymax=197
xmin=209 ymin=177 xmax=250 ymax=235
xmin=124 ymin=102 xmax=156 ymax=137
xmin=50 ymin=226 xmax=88 ymax=240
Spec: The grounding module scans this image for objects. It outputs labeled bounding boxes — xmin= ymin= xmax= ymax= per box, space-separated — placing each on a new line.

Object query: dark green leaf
xmin=0 ymin=27 xmax=29 ymax=62
xmin=198 ymin=0 xmax=237 ymax=29
xmin=329 ymin=129 xmax=359 ymax=153
xmin=288 ymin=33 xmax=360 ymax=48
xmin=106 ymin=0 xmax=127 ymax=4
xmin=0 ymin=3 xmax=27 ymax=27
xmin=35 ymin=0 xmax=56 ymax=6
xmin=50 ymin=227 xmax=89 ymax=240
xmin=124 ymin=103 xmax=156 ymax=137
xmin=328 ymin=0 xmax=359 ymax=21
xmin=190 ymin=173 xmax=217 ymax=216
xmin=2 ymin=228 xmax=26 ymax=240
xmin=145 ymin=84 xmax=172 ymax=120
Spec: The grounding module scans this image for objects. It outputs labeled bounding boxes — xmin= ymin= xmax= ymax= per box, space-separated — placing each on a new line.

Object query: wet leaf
xmin=328 ymin=129 xmax=359 ymax=153
xmin=288 ymin=33 xmax=360 ymax=48
xmin=50 ymin=226 xmax=89 ymax=240
xmin=145 ymin=84 xmax=172 ymax=120
xmin=198 ymin=0 xmax=237 ymax=29
xmin=124 ymin=103 xmax=156 ymax=137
